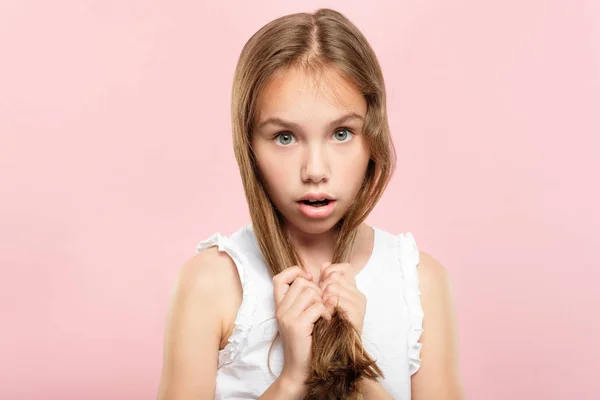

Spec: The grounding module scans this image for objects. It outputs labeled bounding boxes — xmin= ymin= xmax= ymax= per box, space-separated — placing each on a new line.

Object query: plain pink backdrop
xmin=1 ymin=1 xmax=599 ymax=399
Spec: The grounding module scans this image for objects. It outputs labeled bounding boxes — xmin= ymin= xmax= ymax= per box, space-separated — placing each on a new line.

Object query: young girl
xmin=158 ymin=8 xmax=462 ymax=400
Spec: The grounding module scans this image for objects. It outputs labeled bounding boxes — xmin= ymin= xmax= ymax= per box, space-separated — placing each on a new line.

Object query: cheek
xmin=261 ymin=165 xmax=288 ymax=189
xmin=337 ymin=143 xmax=370 ymax=183
xmin=255 ymin=150 xmax=294 ymax=196
xmin=343 ymin=158 xmax=368 ymax=187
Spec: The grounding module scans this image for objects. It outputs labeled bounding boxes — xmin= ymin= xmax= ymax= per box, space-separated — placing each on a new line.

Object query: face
xmin=252 ymin=67 xmax=370 ymax=235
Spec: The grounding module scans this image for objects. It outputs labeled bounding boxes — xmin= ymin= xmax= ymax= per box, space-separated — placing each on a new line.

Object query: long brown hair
xmin=231 ymin=8 xmax=396 ymax=399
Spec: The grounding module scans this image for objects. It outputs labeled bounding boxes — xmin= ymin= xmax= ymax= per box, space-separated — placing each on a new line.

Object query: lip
xmin=297 ymin=192 xmax=335 ymax=202
xmin=296 ymin=198 xmax=337 ymax=219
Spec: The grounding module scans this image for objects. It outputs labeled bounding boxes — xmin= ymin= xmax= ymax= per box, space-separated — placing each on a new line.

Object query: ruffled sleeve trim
xmin=397 ymin=232 xmax=424 ymax=376
xmin=196 ymin=232 xmax=258 ymax=368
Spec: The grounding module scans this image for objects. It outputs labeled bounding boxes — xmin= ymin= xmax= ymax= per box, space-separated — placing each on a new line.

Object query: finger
xmin=323 ymin=289 xmax=364 ymax=313
xmin=273 ymin=266 xmax=312 ymax=304
xmin=320 ymin=263 xmax=348 ymax=283
xmin=321 ymin=282 xmax=341 ymax=297
xmin=300 ymin=301 xmax=332 ymax=324
xmin=319 ymin=272 xmax=354 ymax=293
xmin=323 ymin=290 xmax=353 ymax=307
xmin=278 ymin=277 xmax=322 ymax=313
xmin=324 ymin=276 xmax=358 ymax=294
xmin=322 ymin=295 xmax=339 ymax=314
xmin=321 ymin=271 xmax=359 ymax=292
xmin=286 ymin=288 xmax=323 ymax=318
xmin=321 ymin=282 xmax=361 ymax=305
xmin=287 ymin=277 xmax=323 ymax=299
xmin=321 ymin=282 xmax=342 ymax=310
xmin=319 ymin=270 xmax=342 ymax=287
xmin=324 ymin=281 xmax=364 ymax=302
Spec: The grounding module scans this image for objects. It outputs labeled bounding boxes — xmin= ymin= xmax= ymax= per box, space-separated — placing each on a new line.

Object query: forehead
xmin=255 ymin=67 xmax=367 ymax=125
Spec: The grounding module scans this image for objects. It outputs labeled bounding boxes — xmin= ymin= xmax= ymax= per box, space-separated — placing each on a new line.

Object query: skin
xmin=251 ymin=66 xmax=371 ymax=277
xmin=157 ymin=66 xmax=463 ymax=399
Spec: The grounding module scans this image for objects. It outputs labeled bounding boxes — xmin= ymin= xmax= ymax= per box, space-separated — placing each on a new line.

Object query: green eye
xmin=275 ymin=133 xmax=295 ymax=146
xmin=333 ymin=128 xmax=353 ymax=142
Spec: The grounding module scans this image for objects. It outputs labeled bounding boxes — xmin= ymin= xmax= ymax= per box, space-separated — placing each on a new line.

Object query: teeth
xmin=308 ymin=198 xmax=326 ymax=203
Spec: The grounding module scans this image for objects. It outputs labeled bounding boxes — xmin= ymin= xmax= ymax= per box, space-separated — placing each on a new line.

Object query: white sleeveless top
xmin=196 ymin=224 xmax=424 ymax=399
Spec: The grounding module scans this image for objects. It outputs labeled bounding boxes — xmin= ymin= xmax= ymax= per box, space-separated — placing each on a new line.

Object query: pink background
xmin=1 ymin=1 xmax=599 ymax=399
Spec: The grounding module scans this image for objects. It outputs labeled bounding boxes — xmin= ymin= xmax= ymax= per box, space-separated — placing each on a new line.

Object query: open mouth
xmin=297 ymin=196 xmax=336 ymax=218
xmin=300 ymin=199 xmax=331 ymax=207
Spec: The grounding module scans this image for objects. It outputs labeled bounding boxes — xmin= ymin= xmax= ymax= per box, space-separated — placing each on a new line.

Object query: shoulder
xmin=168 ymin=245 xmax=243 ymax=347
xmin=175 ymin=246 xmax=242 ymax=308
xmin=415 ymin=250 xmax=457 ymax=342
xmin=411 ymin=250 xmax=464 ymax=399
xmin=157 ymin=247 xmax=243 ymax=398
xmin=384 ymin=229 xmax=451 ymax=291
xmin=416 ymin=251 xmax=453 ymax=297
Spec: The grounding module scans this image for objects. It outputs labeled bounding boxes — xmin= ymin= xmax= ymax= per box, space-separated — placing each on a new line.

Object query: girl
xmin=158 ymin=8 xmax=462 ymax=400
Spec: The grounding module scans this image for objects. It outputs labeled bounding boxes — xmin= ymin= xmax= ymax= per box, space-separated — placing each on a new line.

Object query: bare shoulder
xmin=157 ymin=246 xmax=242 ymax=399
xmin=174 ymin=245 xmax=244 ymax=347
xmin=177 ymin=246 xmax=242 ymax=300
xmin=411 ymin=250 xmax=464 ymax=400
xmin=416 ymin=251 xmax=453 ymax=297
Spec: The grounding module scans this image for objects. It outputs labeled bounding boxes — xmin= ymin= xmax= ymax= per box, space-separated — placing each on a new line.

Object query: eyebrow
xmin=256 ymin=112 xmax=365 ymax=131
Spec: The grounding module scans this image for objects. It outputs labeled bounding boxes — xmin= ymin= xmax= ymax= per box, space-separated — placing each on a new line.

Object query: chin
xmin=295 ymin=220 xmax=339 ymax=235
xmin=283 ymin=212 xmax=344 ymax=235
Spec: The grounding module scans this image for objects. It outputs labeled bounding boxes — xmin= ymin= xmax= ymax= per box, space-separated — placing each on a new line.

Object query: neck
xmin=284 ymin=222 xmax=368 ymax=280
xmin=284 ymin=223 xmax=337 ymax=276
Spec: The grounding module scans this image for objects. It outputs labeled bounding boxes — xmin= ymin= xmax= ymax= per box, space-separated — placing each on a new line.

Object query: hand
xmin=273 ymin=266 xmax=333 ymax=387
xmin=319 ymin=262 xmax=367 ymax=335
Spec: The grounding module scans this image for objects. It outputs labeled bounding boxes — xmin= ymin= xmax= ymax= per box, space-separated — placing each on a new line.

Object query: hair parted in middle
xmin=231 ymin=8 xmax=397 ymax=399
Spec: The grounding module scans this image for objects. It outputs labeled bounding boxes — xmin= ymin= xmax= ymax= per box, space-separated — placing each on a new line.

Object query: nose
xmin=301 ymin=142 xmax=329 ymax=183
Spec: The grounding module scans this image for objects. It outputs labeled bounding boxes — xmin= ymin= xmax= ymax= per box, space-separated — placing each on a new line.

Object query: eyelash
xmin=273 ymin=128 xmax=355 ymax=146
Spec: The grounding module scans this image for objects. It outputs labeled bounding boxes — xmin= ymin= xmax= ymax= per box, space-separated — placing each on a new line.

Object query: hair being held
xmin=306 ymin=307 xmax=383 ymax=399
xmin=231 ymin=8 xmax=395 ymax=398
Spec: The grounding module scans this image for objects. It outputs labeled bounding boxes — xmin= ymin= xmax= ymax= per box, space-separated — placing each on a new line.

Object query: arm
xmin=411 ymin=251 xmax=464 ymax=400
xmin=156 ymin=247 xmax=242 ymax=400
